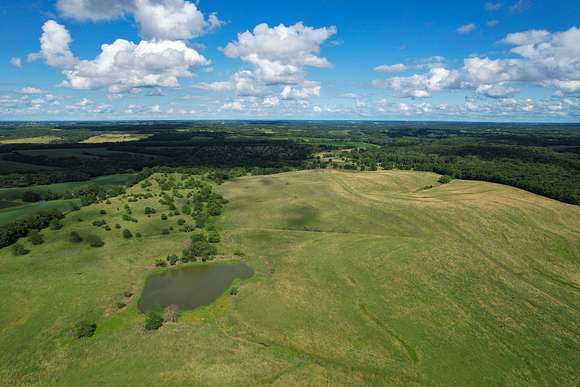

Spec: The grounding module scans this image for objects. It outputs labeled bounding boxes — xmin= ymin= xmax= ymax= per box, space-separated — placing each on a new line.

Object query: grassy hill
xmin=0 ymin=170 xmax=578 ymax=385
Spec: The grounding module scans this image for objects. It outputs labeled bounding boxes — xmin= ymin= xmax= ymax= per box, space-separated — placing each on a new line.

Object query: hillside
xmin=0 ymin=170 xmax=578 ymax=385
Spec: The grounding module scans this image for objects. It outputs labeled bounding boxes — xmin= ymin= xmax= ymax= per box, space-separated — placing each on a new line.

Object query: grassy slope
xmin=0 ymin=170 xmax=578 ymax=386
xmin=0 ymin=174 xmax=134 ymax=225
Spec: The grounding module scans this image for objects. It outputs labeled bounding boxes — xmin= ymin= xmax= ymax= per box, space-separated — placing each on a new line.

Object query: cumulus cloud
xmin=374 ymin=64 xmax=407 ymax=73
xmin=199 ymin=22 xmax=336 ymax=105
xmin=56 ymin=0 xmax=223 ymax=40
xmin=374 ymin=26 xmax=580 ymax=98
xmin=457 ymin=23 xmax=476 ymax=34
xmin=18 ymin=87 xmax=43 ymax=94
xmin=34 ymin=21 xmax=209 ymax=93
xmin=10 ymin=57 xmax=22 ymax=68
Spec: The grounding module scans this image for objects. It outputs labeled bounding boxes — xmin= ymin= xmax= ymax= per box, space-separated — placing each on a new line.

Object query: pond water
xmin=138 ymin=262 xmax=253 ymax=313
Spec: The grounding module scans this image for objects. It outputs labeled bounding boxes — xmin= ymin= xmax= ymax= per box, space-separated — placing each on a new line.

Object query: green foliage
xmin=438 ymin=175 xmax=453 ymax=184
xmin=144 ymin=312 xmax=163 ymax=331
xmin=69 ymin=231 xmax=82 ymax=243
xmin=208 ymin=231 xmax=221 ymax=243
xmin=166 ymin=254 xmax=179 ymax=266
xmin=86 ymin=234 xmax=104 ymax=248
xmin=28 ymin=230 xmax=44 ymax=245
xmin=122 ymin=229 xmax=133 ymax=239
xmin=11 ymin=243 xmax=29 ymax=256
xmin=73 ymin=321 xmax=96 ymax=339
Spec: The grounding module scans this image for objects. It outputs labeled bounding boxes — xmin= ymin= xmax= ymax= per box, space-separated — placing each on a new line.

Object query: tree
xmin=122 ymin=229 xmax=133 ymax=239
xmin=22 ymin=190 xmax=42 ymax=203
xmin=28 ymin=230 xmax=44 ymax=245
xmin=12 ymin=243 xmax=29 ymax=256
xmin=144 ymin=312 xmax=163 ymax=330
xmin=50 ymin=220 xmax=63 ymax=230
xmin=438 ymin=175 xmax=453 ymax=184
xmin=164 ymin=305 xmax=180 ymax=323
xmin=87 ymin=234 xmax=104 ymax=248
xmin=208 ymin=231 xmax=221 ymax=243
xmin=166 ymin=254 xmax=179 ymax=266
xmin=74 ymin=321 xmax=96 ymax=338
xmin=69 ymin=231 xmax=83 ymax=243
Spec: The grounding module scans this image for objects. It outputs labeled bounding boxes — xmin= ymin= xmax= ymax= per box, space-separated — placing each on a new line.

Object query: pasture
xmin=81 ymin=133 xmax=150 ymax=144
xmin=0 ymin=170 xmax=578 ymax=385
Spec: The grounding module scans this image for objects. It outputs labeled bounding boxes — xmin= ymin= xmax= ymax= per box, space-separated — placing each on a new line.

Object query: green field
xmin=0 ymin=170 xmax=578 ymax=385
xmin=0 ymin=173 xmax=135 ymax=202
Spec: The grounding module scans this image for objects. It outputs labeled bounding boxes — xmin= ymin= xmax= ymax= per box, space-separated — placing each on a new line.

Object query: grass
xmin=0 ymin=174 xmax=135 ymax=225
xmin=81 ymin=133 xmax=150 ymax=144
xmin=0 ymin=136 xmax=62 ymax=144
xmin=0 ymin=170 xmax=578 ymax=385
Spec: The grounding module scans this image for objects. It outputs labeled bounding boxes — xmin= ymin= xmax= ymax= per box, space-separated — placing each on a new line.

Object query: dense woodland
xmin=1 ymin=121 xmax=578 ymax=204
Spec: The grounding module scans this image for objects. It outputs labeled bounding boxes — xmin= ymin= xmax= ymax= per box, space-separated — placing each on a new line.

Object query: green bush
xmin=161 ymin=229 xmax=170 ymax=235
xmin=69 ymin=231 xmax=83 ymax=243
xmin=155 ymin=259 xmax=167 ymax=267
xmin=50 ymin=220 xmax=63 ymax=231
xmin=100 ymin=210 xmax=107 ymax=215
xmin=122 ymin=229 xmax=133 ymax=239
xmin=208 ymin=231 xmax=221 ymax=243
xmin=166 ymin=254 xmax=179 ymax=266
xmin=12 ymin=243 xmax=29 ymax=256
xmin=86 ymin=235 xmax=104 ymax=248
xmin=438 ymin=175 xmax=453 ymax=184
xmin=28 ymin=230 xmax=44 ymax=245
xmin=74 ymin=321 xmax=96 ymax=339
xmin=144 ymin=312 xmax=163 ymax=331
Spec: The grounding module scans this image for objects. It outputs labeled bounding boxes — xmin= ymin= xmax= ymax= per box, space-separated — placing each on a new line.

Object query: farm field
xmin=81 ymin=133 xmax=150 ymax=144
xmin=0 ymin=170 xmax=578 ymax=385
xmin=0 ymin=136 xmax=62 ymax=144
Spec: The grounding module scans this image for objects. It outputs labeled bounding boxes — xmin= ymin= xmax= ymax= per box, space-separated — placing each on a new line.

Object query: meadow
xmin=0 ymin=169 xmax=578 ymax=385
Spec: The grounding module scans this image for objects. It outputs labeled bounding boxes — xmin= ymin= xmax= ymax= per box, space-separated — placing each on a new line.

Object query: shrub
xmin=50 ymin=220 xmax=63 ymax=231
xmin=77 ymin=217 xmax=83 ymax=222
xmin=155 ymin=259 xmax=167 ymax=267
xmin=87 ymin=234 xmax=104 ymax=248
xmin=230 ymin=286 xmax=239 ymax=296
xmin=74 ymin=321 xmax=96 ymax=338
xmin=28 ymin=230 xmax=44 ymax=245
xmin=100 ymin=210 xmax=107 ymax=215
xmin=135 ymin=232 xmax=142 ymax=238
xmin=117 ymin=302 xmax=126 ymax=309
xmin=115 ymin=224 xmax=121 ymax=229
xmin=122 ymin=229 xmax=133 ymax=239
xmin=144 ymin=312 xmax=163 ymax=331
xmin=166 ymin=254 xmax=179 ymax=266
xmin=177 ymin=219 xmax=186 ymax=226
xmin=69 ymin=231 xmax=83 ymax=243
xmin=164 ymin=305 xmax=180 ymax=323
xmin=104 ymin=225 xmax=111 ymax=231
xmin=12 ymin=243 xmax=29 ymax=256
xmin=161 ymin=214 xmax=168 ymax=220
xmin=438 ymin=175 xmax=453 ymax=184
xmin=208 ymin=231 xmax=221 ymax=243
xmin=124 ymin=291 xmax=133 ymax=298
xmin=161 ymin=229 xmax=170 ymax=235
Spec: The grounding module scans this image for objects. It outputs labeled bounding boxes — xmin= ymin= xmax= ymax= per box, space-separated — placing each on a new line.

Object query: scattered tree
xmin=144 ymin=312 xmax=163 ymax=331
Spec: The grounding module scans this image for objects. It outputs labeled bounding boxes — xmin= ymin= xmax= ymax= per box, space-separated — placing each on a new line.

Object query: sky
xmin=0 ymin=0 xmax=579 ymax=122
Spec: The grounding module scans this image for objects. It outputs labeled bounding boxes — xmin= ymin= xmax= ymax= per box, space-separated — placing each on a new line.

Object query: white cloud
xmin=313 ymin=106 xmax=322 ymax=113
xmin=374 ymin=26 xmax=580 ymax=98
xmin=484 ymin=2 xmax=502 ymax=11
xmin=220 ymin=101 xmax=244 ymax=111
xmin=476 ymin=83 xmax=517 ymax=98
xmin=487 ymin=20 xmax=500 ymax=28
xmin=509 ymin=0 xmax=530 ymax=14
xmin=18 ymin=87 xmax=43 ymax=94
xmin=56 ymin=0 xmax=222 ymax=40
xmin=204 ymin=22 xmax=335 ymax=100
xmin=263 ymin=96 xmax=280 ymax=107
xmin=10 ymin=57 xmax=22 ymax=68
xmin=457 ymin=23 xmax=476 ymax=34
xmin=35 ymin=21 xmax=209 ymax=93
xmin=374 ymin=64 xmax=407 ymax=73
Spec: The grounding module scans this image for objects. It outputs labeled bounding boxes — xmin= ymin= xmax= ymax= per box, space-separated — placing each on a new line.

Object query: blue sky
xmin=1 ymin=0 xmax=579 ymax=121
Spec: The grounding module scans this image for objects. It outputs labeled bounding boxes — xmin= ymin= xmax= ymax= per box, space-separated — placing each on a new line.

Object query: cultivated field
xmin=0 ymin=136 xmax=62 ymax=144
xmin=0 ymin=170 xmax=578 ymax=385
xmin=81 ymin=133 xmax=150 ymax=144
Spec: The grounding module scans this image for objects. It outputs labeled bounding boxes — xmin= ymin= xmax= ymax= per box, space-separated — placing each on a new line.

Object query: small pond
xmin=138 ymin=262 xmax=253 ymax=313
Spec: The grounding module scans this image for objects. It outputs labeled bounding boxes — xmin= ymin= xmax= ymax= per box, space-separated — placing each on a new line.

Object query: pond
xmin=138 ymin=262 xmax=253 ymax=313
